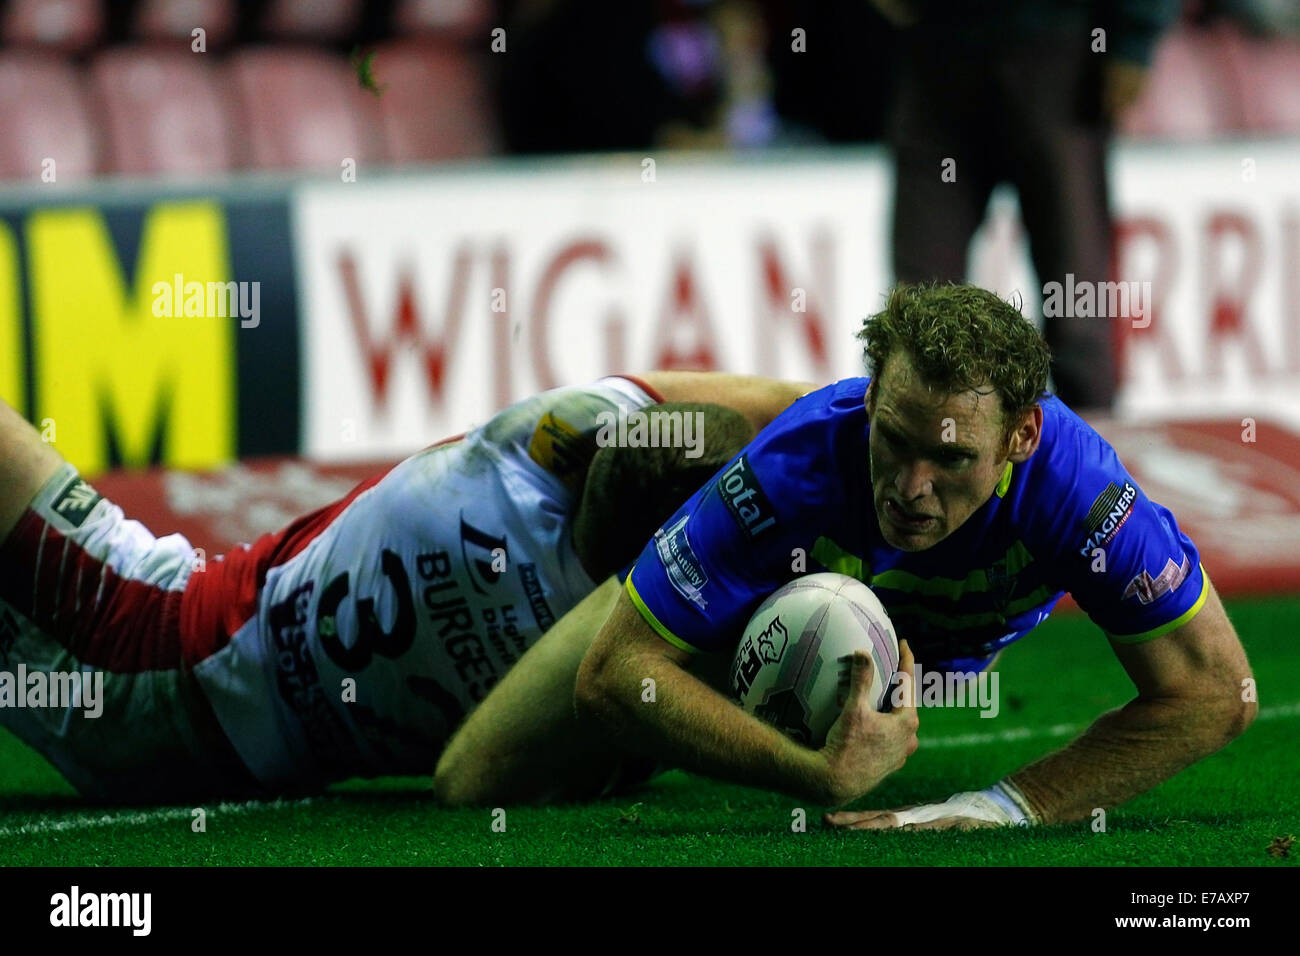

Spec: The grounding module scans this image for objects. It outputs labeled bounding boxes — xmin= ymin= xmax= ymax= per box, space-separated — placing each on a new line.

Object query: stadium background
xmin=0 ymin=0 xmax=1296 ymax=867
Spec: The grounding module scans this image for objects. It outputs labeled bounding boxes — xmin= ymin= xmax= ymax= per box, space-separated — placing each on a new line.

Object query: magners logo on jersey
xmin=1079 ymin=481 xmax=1137 ymax=556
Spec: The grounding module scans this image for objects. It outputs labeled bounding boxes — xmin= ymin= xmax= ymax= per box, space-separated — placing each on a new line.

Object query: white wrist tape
xmin=889 ymin=779 xmax=1038 ymax=828
xmin=980 ymin=778 xmax=1039 ymax=827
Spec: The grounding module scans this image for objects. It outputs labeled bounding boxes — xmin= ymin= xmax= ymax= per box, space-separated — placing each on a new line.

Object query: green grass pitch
xmin=1 ymin=595 xmax=1296 ymax=866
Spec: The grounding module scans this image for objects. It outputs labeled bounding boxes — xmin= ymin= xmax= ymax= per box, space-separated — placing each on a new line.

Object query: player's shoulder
xmin=1031 ymin=395 xmax=1124 ymax=477
xmin=1013 ymin=396 xmax=1139 ymax=554
xmin=749 ymin=376 xmax=868 ymax=446
xmin=665 ymin=377 xmax=868 ymax=554
xmin=463 ymin=377 xmax=659 ymax=496
xmin=739 ymin=376 xmax=868 ymax=491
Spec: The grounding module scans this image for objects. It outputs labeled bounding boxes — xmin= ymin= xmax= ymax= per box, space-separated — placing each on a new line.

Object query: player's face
xmin=867 ymin=351 xmax=1020 ymax=552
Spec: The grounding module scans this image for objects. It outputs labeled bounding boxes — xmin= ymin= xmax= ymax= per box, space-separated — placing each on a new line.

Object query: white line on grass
xmin=0 ymin=796 xmax=324 ymax=839
xmin=919 ymin=699 xmax=1299 ymax=749
xmin=2 ymin=703 xmax=1295 ymax=837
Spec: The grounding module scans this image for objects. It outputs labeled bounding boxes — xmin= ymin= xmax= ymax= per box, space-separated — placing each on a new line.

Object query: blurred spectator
xmin=654 ymin=0 xmax=782 ymax=149
xmin=497 ymin=0 xmax=809 ymax=153
xmin=496 ymin=0 xmax=665 ymax=153
xmin=878 ymin=0 xmax=1182 ymax=412
xmin=764 ymin=0 xmax=899 ymax=144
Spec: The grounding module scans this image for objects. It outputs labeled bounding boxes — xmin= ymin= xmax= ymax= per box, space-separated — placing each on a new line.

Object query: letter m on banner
xmin=25 ymin=203 xmax=235 ymax=474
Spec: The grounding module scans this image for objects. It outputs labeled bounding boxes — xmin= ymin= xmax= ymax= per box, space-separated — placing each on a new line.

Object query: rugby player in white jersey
xmin=0 ymin=372 xmax=811 ymax=803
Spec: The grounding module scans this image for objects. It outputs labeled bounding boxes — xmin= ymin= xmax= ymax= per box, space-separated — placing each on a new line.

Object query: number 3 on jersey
xmin=316 ymin=549 xmax=417 ymax=671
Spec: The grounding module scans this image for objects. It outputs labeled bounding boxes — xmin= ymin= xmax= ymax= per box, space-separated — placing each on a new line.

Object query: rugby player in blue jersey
xmin=506 ymin=283 xmax=1256 ymax=829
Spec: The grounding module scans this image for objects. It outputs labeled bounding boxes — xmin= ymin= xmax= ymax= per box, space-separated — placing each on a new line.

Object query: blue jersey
xmin=626 ymin=378 xmax=1208 ymax=673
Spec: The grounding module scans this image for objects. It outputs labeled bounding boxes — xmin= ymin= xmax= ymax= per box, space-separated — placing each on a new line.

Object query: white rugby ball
xmin=729 ymin=572 xmax=900 ymax=748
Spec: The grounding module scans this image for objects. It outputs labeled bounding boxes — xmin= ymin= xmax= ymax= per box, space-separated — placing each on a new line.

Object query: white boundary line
xmin=0 ymin=796 xmax=323 ymax=839
xmin=918 ymin=699 xmax=1299 ymax=749
xmin=0 ymin=701 xmax=1294 ymax=838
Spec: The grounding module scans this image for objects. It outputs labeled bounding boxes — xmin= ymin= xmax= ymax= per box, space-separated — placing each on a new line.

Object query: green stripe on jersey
xmin=886 ymin=585 xmax=1057 ymax=631
xmin=870 ymin=540 xmax=1036 ymax=601
xmin=811 ymin=536 xmax=867 ymax=582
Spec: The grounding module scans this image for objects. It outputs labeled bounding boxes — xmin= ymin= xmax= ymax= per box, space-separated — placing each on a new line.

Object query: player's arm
xmin=635 ymin=371 xmax=819 ymax=435
xmin=0 ymin=396 xmax=65 ymax=542
xmin=573 ymin=584 xmax=918 ymax=807
xmin=827 ymin=575 xmax=1255 ymax=831
xmin=1005 ymin=575 xmax=1255 ymax=825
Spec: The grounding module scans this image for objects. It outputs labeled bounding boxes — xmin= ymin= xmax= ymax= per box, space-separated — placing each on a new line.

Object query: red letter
xmin=651 ymin=252 xmax=720 ymax=370
xmin=337 ymin=246 xmax=470 ymax=414
xmin=755 ymin=233 xmax=832 ymax=381
xmin=1203 ymin=212 xmax=1266 ymax=379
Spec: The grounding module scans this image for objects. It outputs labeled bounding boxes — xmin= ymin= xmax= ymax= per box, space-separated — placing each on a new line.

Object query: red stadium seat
xmin=1120 ymin=24 xmax=1243 ymax=139
xmin=373 ymin=40 xmax=498 ymax=163
xmin=394 ymin=0 xmax=493 ymax=41
xmin=1232 ymin=34 xmax=1300 ymax=133
xmin=2 ymin=0 xmax=102 ymax=54
xmin=133 ymin=0 xmax=238 ymax=49
xmin=226 ymin=47 xmax=385 ymax=171
xmin=260 ymin=0 xmax=363 ymax=42
xmin=89 ymin=48 xmax=240 ymax=178
xmin=0 ymin=52 xmax=97 ymax=181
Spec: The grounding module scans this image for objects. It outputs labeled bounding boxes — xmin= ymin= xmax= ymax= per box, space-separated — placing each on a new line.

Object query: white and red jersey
xmin=180 ymin=376 xmax=662 ymax=790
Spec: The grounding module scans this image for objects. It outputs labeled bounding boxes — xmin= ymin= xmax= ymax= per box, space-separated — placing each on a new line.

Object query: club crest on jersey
xmin=655 ymin=515 xmax=708 ymax=610
xmin=717 ymin=455 xmax=777 ymax=538
xmin=1078 ymin=481 xmax=1137 ymax=556
xmin=1123 ymin=554 xmax=1191 ymax=605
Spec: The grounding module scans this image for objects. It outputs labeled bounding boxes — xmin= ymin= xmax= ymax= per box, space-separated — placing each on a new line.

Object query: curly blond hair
xmin=858 ymin=283 xmax=1052 ymax=443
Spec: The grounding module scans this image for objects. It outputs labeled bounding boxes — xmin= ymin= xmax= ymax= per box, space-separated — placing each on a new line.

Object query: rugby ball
xmin=729 ymin=573 xmax=900 ymax=748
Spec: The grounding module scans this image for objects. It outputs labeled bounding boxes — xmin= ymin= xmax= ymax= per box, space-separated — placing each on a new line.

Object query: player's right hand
xmin=817 ymin=640 xmax=919 ymax=807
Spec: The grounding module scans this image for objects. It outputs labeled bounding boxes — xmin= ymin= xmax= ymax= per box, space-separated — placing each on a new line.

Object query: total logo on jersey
xmin=717 ymin=456 xmax=778 ymax=538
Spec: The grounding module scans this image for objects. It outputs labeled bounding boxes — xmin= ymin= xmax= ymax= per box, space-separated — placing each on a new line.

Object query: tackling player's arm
xmin=573 ymin=585 xmax=919 ymax=807
xmin=0 ymin=397 xmax=64 ymax=542
xmin=1005 ymin=575 xmax=1255 ymax=825
xmin=636 ymin=371 xmax=819 ymax=435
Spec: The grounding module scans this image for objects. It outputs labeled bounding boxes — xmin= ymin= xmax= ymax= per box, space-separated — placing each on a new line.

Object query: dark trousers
xmin=888 ymin=23 xmax=1118 ymax=410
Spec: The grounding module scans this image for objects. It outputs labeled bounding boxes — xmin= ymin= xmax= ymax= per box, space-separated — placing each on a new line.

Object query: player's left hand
xmin=823 ymin=790 xmax=1022 ymax=831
